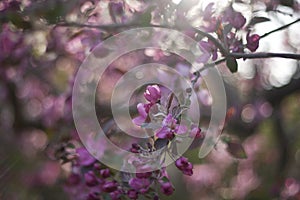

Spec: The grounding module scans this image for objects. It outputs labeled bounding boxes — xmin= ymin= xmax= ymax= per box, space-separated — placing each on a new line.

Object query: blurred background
xmin=0 ymin=0 xmax=300 ymax=199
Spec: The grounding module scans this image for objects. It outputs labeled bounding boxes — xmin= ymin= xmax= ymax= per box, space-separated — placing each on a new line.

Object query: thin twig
xmin=260 ymin=18 xmax=300 ymax=39
xmin=57 ymin=22 xmax=139 ymax=31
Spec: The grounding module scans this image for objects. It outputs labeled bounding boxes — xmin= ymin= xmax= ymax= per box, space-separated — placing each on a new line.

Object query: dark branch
xmin=230 ymin=52 xmax=300 ymax=60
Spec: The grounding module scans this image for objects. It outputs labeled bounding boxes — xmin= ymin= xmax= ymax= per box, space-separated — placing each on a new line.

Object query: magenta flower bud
xmin=130 ymin=143 xmax=140 ymax=153
xmin=76 ymin=147 xmax=96 ymax=166
xmin=189 ymin=125 xmax=202 ymax=138
xmin=66 ymin=173 xmax=81 ymax=186
xmin=102 ymin=181 xmax=118 ymax=193
xmin=127 ymin=189 xmax=138 ymax=199
xmin=136 ymin=172 xmax=152 ymax=179
xmin=144 ymin=85 xmax=161 ymax=103
xmin=246 ymin=32 xmax=260 ymax=52
xmin=175 ymin=156 xmax=193 ymax=176
xmin=182 ymin=163 xmax=193 ymax=176
xmin=110 ymin=189 xmax=122 ymax=200
xmin=100 ymin=169 xmax=110 ymax=178
xmin=84 ymin=171 xmax=98 ymax=187
xmin=160 ymin=182 xmax=174 ymax=196
xmin=129 ymin=178 xmax=151 ymax=191
xmin=87 ymin=192 xmax=100 ymax=200
xmin=93 ymin=163 xmax=101 ymax=170
xmin=153 ymin=194 xmax=159 ymax=200
xmin=175 ymin=157 xmax=188 ymax=170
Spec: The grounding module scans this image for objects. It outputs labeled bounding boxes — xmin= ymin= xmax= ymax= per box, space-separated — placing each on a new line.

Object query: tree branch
xmin=230 ymin=52 xmax=300 ymax=60
xmin=58 ymin=22 xmax=229 ymax=56
xmin=57 ymin=22 xmax=300 ymax=61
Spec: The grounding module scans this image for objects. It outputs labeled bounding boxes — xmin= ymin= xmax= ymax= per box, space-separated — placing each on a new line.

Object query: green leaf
xmin=141 ymin=122 xmax=160 ymax=129
xmin=226 ymin=141 xmax=247 ymax=159
xmin=161 ymin=176 xmax=170 ymax=183
xmin=248 ymin=17 xmax=270 ymax=27
xmin=226 ymin=57 xmax=238 ymax=73
xmin=7 ymin=13 xmax=31 ymax=29
xmin=154 ymin=138 xmax=169 ymax=150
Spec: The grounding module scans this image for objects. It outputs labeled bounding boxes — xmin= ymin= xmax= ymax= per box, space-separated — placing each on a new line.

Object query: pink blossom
xmin=198 ymin=40 xmax=218 ymax=63
xmin=155 ymin=114 xmax=187 ymax=139
xmin=223 ymin=7 xmax=246 ymax=29
xmin=144 ymin=85 xmax=161 ymax=104
xmin=189 ymin=125 xmax=202 ymax=138
xmin=102 ymin=181 xmax=119 ymax=193
xmin=132 ymin=103 xmax=148 ymax=126
xmin=76 ymin=147 xmax=96 ymax=166
xmin=129 ymin=178 xmax=151 ymax=191
xmin=127 ymin=189 xmax=138 ymax=199
xmin=84 ymin=171 xmax=98 ymax=187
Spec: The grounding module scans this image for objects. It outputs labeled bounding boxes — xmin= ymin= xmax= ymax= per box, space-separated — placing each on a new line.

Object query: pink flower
xmin=223 ymin=7 xmax=246 ymax=29
xmin=175 ymin=157 xmax=193 ymax=176
xmin=132 ymin=103 xmax=149 ymax=126
xmin=100 ymin=169 xmax=110 ymax=178
xmin=128 ymin=178 xmax=151 ymax=191
xmin=198 ymin=40 xmax=218 ymax=63
xmin=201 ymin=3 xmax=218 ymax=32
xmin=127 ymin=189 xmax=138 ymax=199
xmin=155 ymin=114 xmax=187 ymax=139
xmin=84 ymin=171 xmax=98 ymax=187
xmin=87 ymin=192 xmax=100 ymax=200
xmin=246 ymin=32 xmax=260 ymax=52
xmin=230 ymin=12 xmax=246 ymax=29
xmin=203 ymin=3 xmax=215 ymax=21
xmin=144 ymin=85 xmax=161 ymax=104
xmin=76 ymin=147 xmax=96 ymax=166
xmin=189 ymin=125 xmax=202 ymax=138
xmin=102 ymin=181 xmax=118 ymax=193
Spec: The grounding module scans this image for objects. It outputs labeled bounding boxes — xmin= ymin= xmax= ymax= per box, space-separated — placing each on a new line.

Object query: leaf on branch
xmin=161 ymin=176 xmax=170 ymax=183
xmin=226 ymin=141 xmax=247 ymax=159
xmin=222 ymin=136 xmax=247 ymax=159
xmin=171 ymin=142 xmax=178 ymax=156
xmin=226 ymin=57 xmax=238 ymax=73
xmin=248 ymin=17 xmax=270 ymax=27
xmin=7 ymin=13 xmax=31 ymax=29
xmin=154 ymin=138 xmax=169 ymax=150
xmin=223 ymin=24 xmax=233 ymax=35
xmin=141 ymin=122 xmax=161 ymax=130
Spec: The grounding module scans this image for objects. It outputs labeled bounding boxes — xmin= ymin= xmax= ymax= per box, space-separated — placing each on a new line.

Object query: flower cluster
xmin=65 ymin=146 xmax=178 ymax=200
xmin=132 ymin=85 xmax=203 ymax=176
xmin=156 ymin=114 xmax=187 ymax=139
xmin=198 ymin=3 xmax=261 ymax=63
xmin=65 ymin=148 xmax=123 ymax=200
